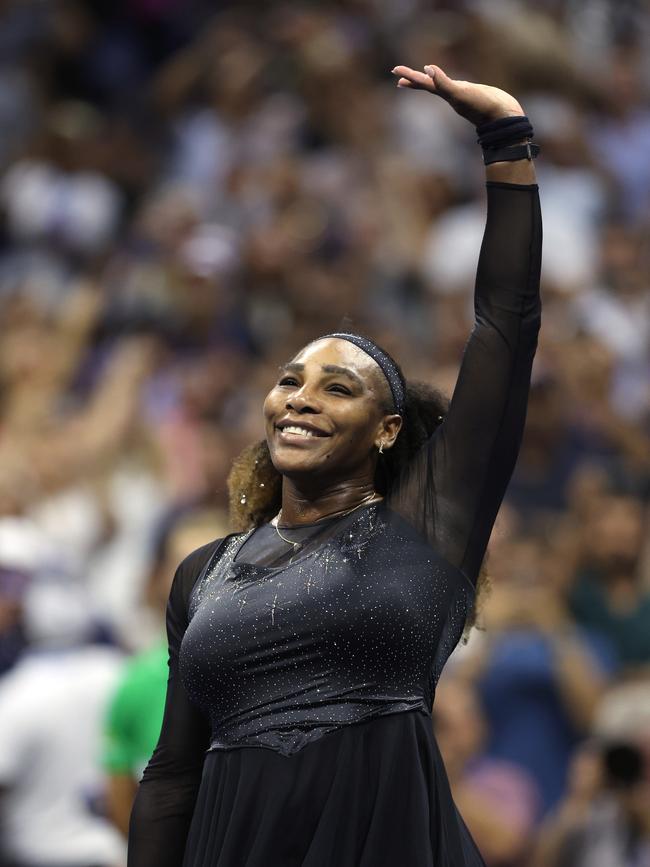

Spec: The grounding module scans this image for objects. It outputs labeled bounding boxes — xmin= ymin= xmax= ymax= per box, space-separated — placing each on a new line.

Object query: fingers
xmin=391 ymin=64 xmax=456 ymax=98
xmin=424 ymin=65 xmax=453 ymax=93
xmin=391 ymin=65 xmax=435 ymax=92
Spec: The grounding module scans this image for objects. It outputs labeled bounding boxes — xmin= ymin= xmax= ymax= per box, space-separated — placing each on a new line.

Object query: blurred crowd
xmin=0 ymin=1 xmax=649 ymax=866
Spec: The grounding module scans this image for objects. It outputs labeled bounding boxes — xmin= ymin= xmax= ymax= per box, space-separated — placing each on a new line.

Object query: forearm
xmin=126 ymin=682 xmax=210 ymax=866
xmin=128 ymin=774 xmax=202 ymax=867
xmin=476 ymin=179 xmax=542 ymax=323
xmin=551 ymin=636 xmax=605 ymax=730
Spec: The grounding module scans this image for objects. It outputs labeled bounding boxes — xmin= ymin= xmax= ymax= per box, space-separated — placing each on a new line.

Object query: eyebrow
xmin=278 ymin=362 xmax=365 ymax=388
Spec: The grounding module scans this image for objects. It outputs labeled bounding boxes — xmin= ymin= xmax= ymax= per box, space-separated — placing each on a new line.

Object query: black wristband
xmin=476 ymin=115 xmax=534 ymax=149
xmin=483 ymin=142 xmax=540 ymax=165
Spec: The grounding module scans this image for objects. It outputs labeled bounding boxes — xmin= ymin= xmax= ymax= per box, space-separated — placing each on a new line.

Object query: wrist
xmin=486 ymin=160 xmax=537 ymax=183
xmin=484 ymin=142 xmax=540 ymax=166
xmin=476 ymin=115 xmax=533 ymax=147
xmin=483 ymin=110 xmax=525 ymax=123
xmin=477 ymin=115 xmax=539 ymax=178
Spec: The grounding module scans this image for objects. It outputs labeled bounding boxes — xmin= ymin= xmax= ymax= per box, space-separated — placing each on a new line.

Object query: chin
xmin=270 ymin=455 xmax=325 ymax=479
xmin=268 ymin=445 xmax=332 ymax=480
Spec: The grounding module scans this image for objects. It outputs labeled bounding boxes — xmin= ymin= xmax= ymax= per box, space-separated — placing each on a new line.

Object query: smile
xmin=276 ymin=423 xmax=330 ymax=439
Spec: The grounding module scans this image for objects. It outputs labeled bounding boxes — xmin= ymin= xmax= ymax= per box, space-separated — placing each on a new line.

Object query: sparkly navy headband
xmin=321 ymin=332 xmax=406 ymax=416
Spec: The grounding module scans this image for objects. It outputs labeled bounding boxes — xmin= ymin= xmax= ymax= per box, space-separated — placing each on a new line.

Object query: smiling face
xmin=263 ymin=338 xmax=402 ymax=484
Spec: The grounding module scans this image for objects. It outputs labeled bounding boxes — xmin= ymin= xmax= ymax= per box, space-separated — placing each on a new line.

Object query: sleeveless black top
xmin=128 ymin=182 xmax=542 ymax=867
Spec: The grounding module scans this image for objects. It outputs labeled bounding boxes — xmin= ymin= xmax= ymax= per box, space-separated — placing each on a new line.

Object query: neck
xmin=279 ymin=476 xmax=378 ymax=526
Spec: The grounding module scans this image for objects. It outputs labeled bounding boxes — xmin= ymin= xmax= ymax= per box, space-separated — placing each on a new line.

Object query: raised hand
xmin=391 ymin=64 xmax=524 ymax=126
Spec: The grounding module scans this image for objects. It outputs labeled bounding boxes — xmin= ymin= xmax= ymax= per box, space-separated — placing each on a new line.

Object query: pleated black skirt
xmin=182 ymin=709 xmax=486 ymax=867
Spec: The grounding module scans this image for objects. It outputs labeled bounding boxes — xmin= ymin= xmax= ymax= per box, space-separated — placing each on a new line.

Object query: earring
xmin=378 ymin=442 xmax=385 ymax=454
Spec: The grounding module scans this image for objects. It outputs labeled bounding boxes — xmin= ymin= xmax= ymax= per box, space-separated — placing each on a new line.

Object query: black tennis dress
xmin=128 ymin=182 xmax=542 ymax=867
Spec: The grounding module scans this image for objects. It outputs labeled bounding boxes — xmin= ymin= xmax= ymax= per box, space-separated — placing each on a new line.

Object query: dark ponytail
xmin=375 ymin=381 xmax=448 ymax=494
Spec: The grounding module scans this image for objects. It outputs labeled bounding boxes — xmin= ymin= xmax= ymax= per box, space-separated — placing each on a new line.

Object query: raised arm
xmin=388 ymin=66 xmax=542 ymax=584
xmin=127 ymin=544 xmax=217 ymax=867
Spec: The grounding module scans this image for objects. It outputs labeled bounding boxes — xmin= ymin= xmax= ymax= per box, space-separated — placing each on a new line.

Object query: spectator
xmin=569 ymin=491 xmax=650 ymax=669
xmin=534 ymin=740 xmax=650 ymax=867
xmin=455 ymin=533 xmax=612 ymax=814
xmin=434 ymin=676 xmax=540 ymax=866
xmin=0 ymin=521 xmax=125 ymax=867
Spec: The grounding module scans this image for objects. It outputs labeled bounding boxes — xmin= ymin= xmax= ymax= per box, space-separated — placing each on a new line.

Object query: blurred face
xmin=149 ymin=511 xmax=230 ymax=610
xmin=588 ymin=495 xmax=645 ymax=573
xmin=263 ymin=338 xmax=401 ymax=483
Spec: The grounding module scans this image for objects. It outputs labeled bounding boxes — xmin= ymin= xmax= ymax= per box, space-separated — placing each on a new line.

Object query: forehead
xmin=291 ymin=338 xmax=381 ymax=383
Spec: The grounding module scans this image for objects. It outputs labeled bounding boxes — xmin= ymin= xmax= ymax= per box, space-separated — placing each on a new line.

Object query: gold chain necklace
xmin=272 ymin=492 xmax=381 ymax=554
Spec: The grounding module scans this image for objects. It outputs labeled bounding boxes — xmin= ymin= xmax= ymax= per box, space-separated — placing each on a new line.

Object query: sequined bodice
xmin=179 ymin=504 xmax=473 ymax=756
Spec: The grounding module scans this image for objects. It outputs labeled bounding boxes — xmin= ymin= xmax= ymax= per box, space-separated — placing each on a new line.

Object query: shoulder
xmin=178 ymin=538 xmax=226 ymax=580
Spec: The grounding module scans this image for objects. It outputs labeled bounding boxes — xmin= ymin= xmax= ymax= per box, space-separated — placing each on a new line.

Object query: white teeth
xmin=282 ymin=425 xmax=315 ymax=437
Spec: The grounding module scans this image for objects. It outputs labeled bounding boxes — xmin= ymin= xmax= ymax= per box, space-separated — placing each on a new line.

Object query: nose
xmin=285 ymin=384 xmax=320 ymax=414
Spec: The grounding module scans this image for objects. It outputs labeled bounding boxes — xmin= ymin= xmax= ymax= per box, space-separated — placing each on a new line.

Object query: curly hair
xmin=227 ymin=345 xmax=490 ymax=635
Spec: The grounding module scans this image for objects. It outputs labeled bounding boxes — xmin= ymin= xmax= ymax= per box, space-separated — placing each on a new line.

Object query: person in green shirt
xmin=102 ymin=508 xmax=227 ymax=836
xmin=569 ymin=491 xmax=650 ymax=670
xmin=103 ymin=640 xmax=169 ymax=833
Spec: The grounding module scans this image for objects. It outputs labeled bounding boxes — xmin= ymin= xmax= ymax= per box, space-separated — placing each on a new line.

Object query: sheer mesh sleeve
xmin=127 ymin=541 xmax=220 ymax=867
xmin=388 ymin=182 xmax=542 ymax=585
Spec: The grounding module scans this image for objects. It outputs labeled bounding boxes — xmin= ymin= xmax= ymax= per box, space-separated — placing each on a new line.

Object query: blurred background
xmin=0 ymin=1 xmax=648 ymax=866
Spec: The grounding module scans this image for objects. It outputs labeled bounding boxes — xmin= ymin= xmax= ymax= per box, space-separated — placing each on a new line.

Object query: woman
xmin=128 ymin=63 xmax=542 ymax=867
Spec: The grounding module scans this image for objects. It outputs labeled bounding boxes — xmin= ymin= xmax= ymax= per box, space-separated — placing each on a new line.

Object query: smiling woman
xmin=266 ymin=339 xmax=401 ymax=494
xmin=128 ymin=63 xmax=542 ymax=867
xmin=230 ymin=339 xmax=449 ymax=548
xmin=228 ymin=338 xmax=451 ymax=535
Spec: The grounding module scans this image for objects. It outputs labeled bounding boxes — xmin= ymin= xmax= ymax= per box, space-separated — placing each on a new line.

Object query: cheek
xmin=334 ymin=409 xmax=378 ymax=448
xmin=262 ymin=390 xmax=280 ymax=423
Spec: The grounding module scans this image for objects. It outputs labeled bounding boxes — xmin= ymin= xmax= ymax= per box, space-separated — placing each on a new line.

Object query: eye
xmin=327 ymin=383 xmax=351 ymax=395
xmin=278 ymin=376 xmax=299 ymax=387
